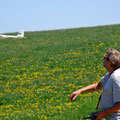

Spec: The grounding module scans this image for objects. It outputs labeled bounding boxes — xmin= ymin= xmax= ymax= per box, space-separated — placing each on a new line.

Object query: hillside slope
xmin=1 ymin=24 xmax=120 ymax=120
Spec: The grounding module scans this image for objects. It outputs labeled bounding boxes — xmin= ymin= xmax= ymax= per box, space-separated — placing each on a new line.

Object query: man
xmin=70 ymin=48 xmax=120 ymax=120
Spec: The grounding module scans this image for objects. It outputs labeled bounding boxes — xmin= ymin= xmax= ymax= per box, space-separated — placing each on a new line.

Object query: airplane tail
xmin=17 ymin=30 xmax=24 ymax=38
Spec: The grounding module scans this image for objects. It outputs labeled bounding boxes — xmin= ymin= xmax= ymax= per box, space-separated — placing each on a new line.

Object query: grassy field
xmin=1 ymin=24 xmax=120 ymax=120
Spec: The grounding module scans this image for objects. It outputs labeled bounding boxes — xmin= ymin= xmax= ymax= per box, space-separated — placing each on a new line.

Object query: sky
xmin=0 ymin=0 xmax=120 ymax=33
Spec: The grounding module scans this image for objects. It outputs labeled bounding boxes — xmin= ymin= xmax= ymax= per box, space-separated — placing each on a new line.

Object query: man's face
xmin=103 ymin=55 xmax=109 ymax=69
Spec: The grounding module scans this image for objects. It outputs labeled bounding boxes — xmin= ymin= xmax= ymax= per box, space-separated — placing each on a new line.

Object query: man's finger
xmin=70 ymin=94 xmax=75 ymax=102
xmin=73 ymin=95 xmax=78 ymax=102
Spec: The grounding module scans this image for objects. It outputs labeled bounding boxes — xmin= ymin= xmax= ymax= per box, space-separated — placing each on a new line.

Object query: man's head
xmin=103 ymin=48 xmax=120 ymax=70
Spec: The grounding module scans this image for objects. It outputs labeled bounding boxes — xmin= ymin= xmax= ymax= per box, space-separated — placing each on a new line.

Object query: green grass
xmin=1 ymin=24 xmax=120 ymax=120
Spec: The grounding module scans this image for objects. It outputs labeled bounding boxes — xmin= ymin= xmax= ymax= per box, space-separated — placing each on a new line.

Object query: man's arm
xmin=70 ymin=82 xmax=103 ymax=102
xmin=95 ymin=102 xmax=120 ymax=120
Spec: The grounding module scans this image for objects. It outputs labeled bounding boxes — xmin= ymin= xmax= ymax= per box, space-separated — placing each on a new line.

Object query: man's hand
xmin=94 ymin=111 xmax=106 ymax=120
xmin=70 ymin=90 xmax=81 ymax=102
xmin=95 ymin=102 xmax=120 ymax=120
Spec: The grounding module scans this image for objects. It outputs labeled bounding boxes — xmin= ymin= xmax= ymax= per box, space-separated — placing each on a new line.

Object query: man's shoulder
xmin=113 ymin=68 xmax=120 ymax=76
xmin=111 ymin=68 xmax=120 ymax=82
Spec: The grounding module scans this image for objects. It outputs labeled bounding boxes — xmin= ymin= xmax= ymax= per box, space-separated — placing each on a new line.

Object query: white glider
xmin=0 ymin=30 xmax=24 ymax=39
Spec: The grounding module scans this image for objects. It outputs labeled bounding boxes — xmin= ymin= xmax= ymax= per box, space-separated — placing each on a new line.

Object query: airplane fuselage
xmin=0 ymin=35 xmax=20 ymax=38
xmin=0 ymin=30 xmax=24 ymax=39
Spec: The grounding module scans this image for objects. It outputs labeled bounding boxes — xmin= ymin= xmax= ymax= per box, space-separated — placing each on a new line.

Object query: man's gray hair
xmin=106 ymin=48 xmax=120 ymax=69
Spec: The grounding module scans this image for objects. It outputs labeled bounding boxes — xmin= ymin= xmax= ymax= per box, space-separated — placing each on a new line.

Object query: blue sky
xmin=0 ymin=0 xmax=120 ymax=33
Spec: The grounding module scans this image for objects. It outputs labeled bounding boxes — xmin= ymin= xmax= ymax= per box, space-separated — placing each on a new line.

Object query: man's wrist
xmin=100 ymin=109 xmax=109 ymax=117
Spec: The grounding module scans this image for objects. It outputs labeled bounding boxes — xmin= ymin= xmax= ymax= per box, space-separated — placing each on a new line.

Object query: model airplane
xmin=0 ymin=30 xmax=24 ymax=39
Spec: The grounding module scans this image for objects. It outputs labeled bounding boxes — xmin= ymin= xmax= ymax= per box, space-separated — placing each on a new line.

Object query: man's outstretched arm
xmin=70 ymin=82 xmax=103 ymax=102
